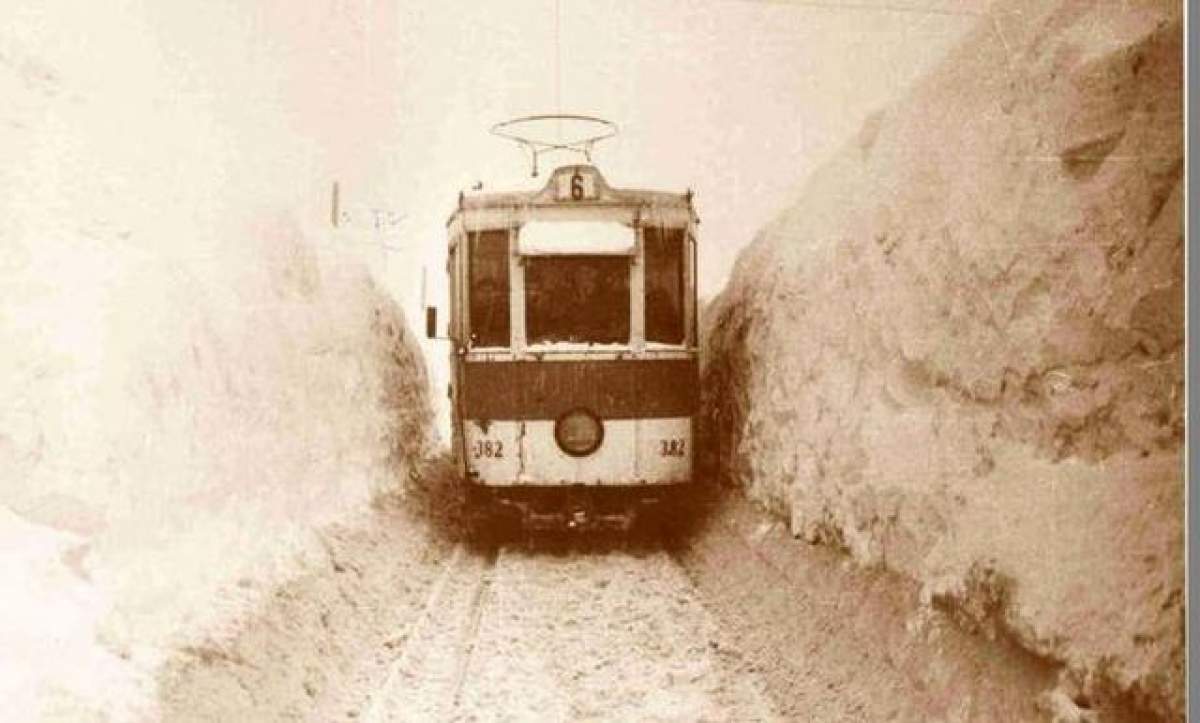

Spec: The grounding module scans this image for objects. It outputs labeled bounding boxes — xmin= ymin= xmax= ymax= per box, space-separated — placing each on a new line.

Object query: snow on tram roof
xmin=517 ymin=220 xmax=635 ymax=256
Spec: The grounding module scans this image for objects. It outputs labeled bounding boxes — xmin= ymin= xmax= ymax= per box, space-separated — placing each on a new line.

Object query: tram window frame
xmin=467 ymin=229 xmax=511 ymax=348
xmin=643 ymin=226 xmax=686 ymax=346
xmin=447 ymin=244 xmax=458 ymax=341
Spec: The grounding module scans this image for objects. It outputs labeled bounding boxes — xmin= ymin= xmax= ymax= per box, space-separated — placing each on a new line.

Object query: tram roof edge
xmin=445 ymin=164 xmax=696 ymax=228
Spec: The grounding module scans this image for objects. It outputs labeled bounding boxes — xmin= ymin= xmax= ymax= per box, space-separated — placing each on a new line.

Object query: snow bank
xmin=702 ymin=0 xmax=1182 ymax=718
xmin=1 ymin=3 xmax=430 ymax=720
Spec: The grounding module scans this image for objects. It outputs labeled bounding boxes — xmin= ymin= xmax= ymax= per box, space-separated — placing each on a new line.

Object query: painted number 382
xmin=472 ymin=439 xmax=504 ymax=459
xmin=659 ymin=438 xmax=686 ymax=457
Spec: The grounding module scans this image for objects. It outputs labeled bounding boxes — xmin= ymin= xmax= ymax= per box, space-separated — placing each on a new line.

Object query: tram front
xmin=440 ymin=163 xmax=700 ymax=534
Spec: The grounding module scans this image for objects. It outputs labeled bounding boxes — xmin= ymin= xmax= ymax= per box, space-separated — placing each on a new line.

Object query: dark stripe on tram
xmin=458 ymin=359 xmax=698 ymax=421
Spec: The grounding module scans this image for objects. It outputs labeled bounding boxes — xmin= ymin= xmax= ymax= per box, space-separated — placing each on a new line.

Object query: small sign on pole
xmin=330 ymin=181 xmax=340 ymax=228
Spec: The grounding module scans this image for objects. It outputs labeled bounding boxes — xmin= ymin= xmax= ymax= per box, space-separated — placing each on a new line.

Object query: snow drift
xmin=1 ymin=3 xmax=430 ymax=720
xmin=702 ymin=0 xmax=1183 ymax=718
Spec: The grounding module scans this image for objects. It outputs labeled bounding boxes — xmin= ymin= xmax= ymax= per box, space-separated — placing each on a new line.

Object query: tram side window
xmin=643 ymin=227 xmax=685 ymax=345
xmin=468 ymin=230 xmax=510 ymax=347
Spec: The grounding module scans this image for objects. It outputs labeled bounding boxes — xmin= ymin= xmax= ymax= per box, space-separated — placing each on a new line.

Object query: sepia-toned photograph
xmin=1 ymin=0 xmax=1187 ymax=721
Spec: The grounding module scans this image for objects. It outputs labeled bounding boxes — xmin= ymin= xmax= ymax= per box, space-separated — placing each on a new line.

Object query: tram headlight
xmin=554 ymin=408 xmax=604 ymax=457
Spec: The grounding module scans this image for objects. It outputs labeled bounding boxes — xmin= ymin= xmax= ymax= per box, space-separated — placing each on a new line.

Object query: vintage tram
xmin=430 ymin=120 xmax=699 ymax=534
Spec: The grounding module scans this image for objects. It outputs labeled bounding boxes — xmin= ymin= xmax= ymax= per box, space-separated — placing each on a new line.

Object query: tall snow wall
xmin=1 ymin=3 xmax=430 ymax=719
xmin=702 ymin=0 xmax=1182 ymax=718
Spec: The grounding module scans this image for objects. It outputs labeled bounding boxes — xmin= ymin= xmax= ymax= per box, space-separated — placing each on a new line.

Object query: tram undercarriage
xmin=463 ymin=482 xmax=693 ymax=536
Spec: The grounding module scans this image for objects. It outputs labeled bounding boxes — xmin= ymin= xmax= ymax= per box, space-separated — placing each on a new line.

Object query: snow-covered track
xmin=362 ymin=542 xmax=499 ymax=722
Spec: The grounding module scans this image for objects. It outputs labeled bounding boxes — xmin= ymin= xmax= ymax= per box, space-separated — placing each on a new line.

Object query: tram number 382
xmin=659 ymin=438 xmax=686 ymax=457
xmin=472 ymin=435 xmax=685 ymax=460
xmin=472 ymin=439 xmax=505 ymax=459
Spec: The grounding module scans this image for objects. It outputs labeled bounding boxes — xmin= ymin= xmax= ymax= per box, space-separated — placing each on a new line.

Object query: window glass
xmin=643 ymin=227 xmax=685 ymax=344
xmin=468 ymin=230 xmax=510 ymax=347
xmin=525 ymin=256 xmax=630 ymax=344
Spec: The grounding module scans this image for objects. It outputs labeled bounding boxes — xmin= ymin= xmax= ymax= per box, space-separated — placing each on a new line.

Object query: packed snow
xmin=1 ymin=3 xmax=431 ymax=719
xmin=703 ymin=0 xmax=1183 ymax=718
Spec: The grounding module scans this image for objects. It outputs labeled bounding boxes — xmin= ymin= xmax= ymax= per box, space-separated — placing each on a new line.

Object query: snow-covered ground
xmin=1 ymin=3 xmax=430 ymax=719
xmin=2 ymin=0 xmax=1185 ymax=719
xmin=158 ymin=486 xmax=1071 ymax=722
xmin=703 ymin=0 xmax=1183 ymax=719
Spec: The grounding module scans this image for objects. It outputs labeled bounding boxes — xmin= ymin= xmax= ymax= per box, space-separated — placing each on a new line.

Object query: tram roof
xmin=445 ymin=165 xmax=696 ymax=229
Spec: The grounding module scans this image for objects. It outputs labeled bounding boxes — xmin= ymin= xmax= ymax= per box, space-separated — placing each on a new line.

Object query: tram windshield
xmin=525 ymin=256 xmax=630 ymax=344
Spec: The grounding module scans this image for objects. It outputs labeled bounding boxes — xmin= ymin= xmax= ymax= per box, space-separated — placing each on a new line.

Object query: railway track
xmin=362 ymin=542 xmax=499 ymax=722
xmin=360 ymin=535 xmax=778 ymax=722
